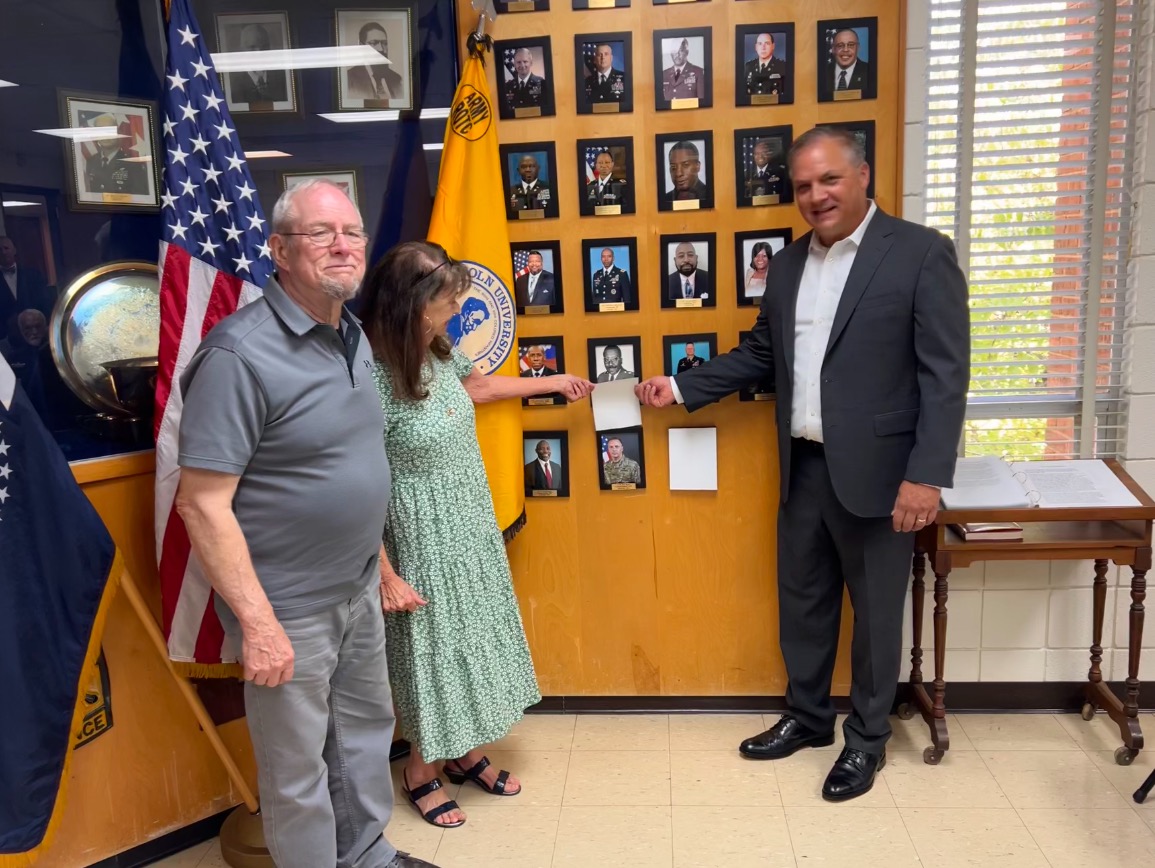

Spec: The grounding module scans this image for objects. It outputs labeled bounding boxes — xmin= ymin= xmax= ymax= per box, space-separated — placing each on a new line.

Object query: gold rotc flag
xmin=429 ymin=45 xmax=525 ymax=537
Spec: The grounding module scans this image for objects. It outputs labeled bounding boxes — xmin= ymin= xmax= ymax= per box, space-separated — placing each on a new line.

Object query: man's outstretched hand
xmin=636 ymin=377 xmax=676 ymax=408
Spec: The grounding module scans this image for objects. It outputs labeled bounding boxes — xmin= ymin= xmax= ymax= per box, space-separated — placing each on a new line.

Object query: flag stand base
xmin=219 ymin=806 xmax=272 ymax=867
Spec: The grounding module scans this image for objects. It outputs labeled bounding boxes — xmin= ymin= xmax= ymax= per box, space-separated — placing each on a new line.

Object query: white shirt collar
xmin=809 ymin=200 xmax=877 ymax=255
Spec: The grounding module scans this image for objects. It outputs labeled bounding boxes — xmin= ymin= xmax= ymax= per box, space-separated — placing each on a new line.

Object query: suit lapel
xmin=780 ymin=236 xmax=810 ymax=379
xmin=824 ymin=211 xmax=895 ymax=358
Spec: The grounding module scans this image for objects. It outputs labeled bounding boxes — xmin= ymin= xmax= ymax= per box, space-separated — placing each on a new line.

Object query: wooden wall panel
xmin=469 ymin=0 xmax=905 ymax=696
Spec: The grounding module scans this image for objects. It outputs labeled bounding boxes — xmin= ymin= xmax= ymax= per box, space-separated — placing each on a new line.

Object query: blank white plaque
xmin=668 ymin=427 xmax=717 ymax=490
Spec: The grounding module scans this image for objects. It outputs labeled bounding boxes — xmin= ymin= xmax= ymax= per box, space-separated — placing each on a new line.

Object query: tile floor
xmin=152 ymin=712 xmax=1155 ymax=867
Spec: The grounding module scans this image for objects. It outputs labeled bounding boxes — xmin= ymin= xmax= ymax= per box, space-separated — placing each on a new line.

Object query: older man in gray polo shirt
xmin=174 ymin=180 xmax=438 ymax=868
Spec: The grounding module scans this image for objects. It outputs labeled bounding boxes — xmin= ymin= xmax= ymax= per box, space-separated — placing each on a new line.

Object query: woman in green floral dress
xmin=360 ymin=241 xmax=593 ymax=828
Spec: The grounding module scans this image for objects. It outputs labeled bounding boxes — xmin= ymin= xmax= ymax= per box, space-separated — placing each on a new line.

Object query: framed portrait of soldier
xmin=655 ymin=132 xmax=714 ymax=212
xmin=822 ymin=120 xmax=877 ymax=198
xmin=736 ymin=331 xmax=775 ymax=402
xmin=735 ymin=23 xmax=794 ymax=107
xmin=664 ymin=333 xmax=717 ymax=378
xmin=575 ymin=32 xmax=633 ymax=115
xmin=60 ymin=92 xmax=160 ymax=211
xmin=817 ymin=17 xmax=878 ymax=103
xmin=214 ymin=12 xmax=297 ymax=115
xmin=335 ymin=8 xmax=415 ymax=112
xmin=597 ymin=428 xmax=646 ymax=491
xmin=587 ymin=336 xmax=641 ymax=383
xmin=659 ymin=234 xmax=716 ymax=310
xmin=499 ymin=142 xmax=560 ymax=220
xmin=652 ymin=28 xmax=712 ymax=111
xmin=511 ymin=241 xmax=564 ymax=315
xmin=734 ymin=126 xmax=792 ymax=208
xmin=734 ymin=228 xmax=792 ymax=307
xmin=498 ymin=0 xmax=549 ymax=11
xmin=518 ymin=337 xmax=567 ymax=406
xmin=577 ymin=137 xmax=635 ymax=216
xmin=582 ymin=237 xmax=639 ymax=313
xmin=282 ymin=169 xmax=361 ymax=210
xmin=524 ymin=431 xmax=569 ymax=498
xmin=494 ymin=37 xmax=556 ymax=119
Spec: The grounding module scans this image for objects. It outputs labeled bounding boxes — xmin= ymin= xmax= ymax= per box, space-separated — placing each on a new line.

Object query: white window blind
xmin=924 ymin=0 xmax=1140 ymax=459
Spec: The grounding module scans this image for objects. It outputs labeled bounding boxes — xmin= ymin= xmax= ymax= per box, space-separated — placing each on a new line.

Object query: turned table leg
xmin=1082 ymin=559 xmax=1109 ymax=720
xmin=1126 ymin=563 xmax=1148 ymax=722
xmin=922 ymin=553 xmax=952 ymax=765
xmin=910 ymin=551 xmax=926 ymax=688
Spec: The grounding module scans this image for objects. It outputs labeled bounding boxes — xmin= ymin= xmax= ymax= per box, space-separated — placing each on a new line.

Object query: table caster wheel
xmin=1080 ymin=702 xmax=1096 ymax=721
xmin=896 ymin=703 xmax=915 ymax=721
xmin=923 ymin=746 xmax=944 ymax=765
xmin=1115 ymin=746 xmax=1139 ymax=766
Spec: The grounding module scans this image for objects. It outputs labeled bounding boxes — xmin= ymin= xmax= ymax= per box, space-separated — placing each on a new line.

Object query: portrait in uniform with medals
xmin=500 ymin=142 xmax=560 ymax=220
xmin=653 ymin=29 xmax=712 ymax=111
xmin=735 ymin=23 xmax=794 ymax=107
xmin=63 ymin=94 xmax=159 ymax=210
xmin=577 ymin=138 xmax=635 ymax=216
xmin=734 ymin=125 xmax=793 ymax=208
xmin=817 ymin=17 xmax=878 ymax=103
xmin=495 ymin=37 xmax=556 ymax=119
xmin=663 ymin=333 xmax=717 ymax=378
xmin=583 ymin=238 xmax=638 ymax=312
xmin=575 ymin=32 xmax=633 ymax=114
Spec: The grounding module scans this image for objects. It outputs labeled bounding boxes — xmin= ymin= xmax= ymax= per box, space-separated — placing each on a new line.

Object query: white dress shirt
xmin=669 ymin=202 xmax=878 ymax=425
xmin=526 ymin=272 xmax=539 ymax=302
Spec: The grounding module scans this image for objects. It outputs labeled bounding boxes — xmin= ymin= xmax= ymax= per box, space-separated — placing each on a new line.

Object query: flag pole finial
xmin=467 ymin=0 xmax=495 ymax=60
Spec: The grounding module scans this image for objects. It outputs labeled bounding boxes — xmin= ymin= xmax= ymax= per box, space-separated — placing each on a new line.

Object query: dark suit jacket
xmin=514 ymin=271 xmax=556 ymax=307
xmin=673 ymin=210 xmax=969 ymax=518
xmin=0 ymin=267 xmax=55 ymax=338
xmin=664 ymin=178 xmax=710 ymax=204
xmin=525 ymin=460 xmax=563 ymax=490
xmin=820 ymin=60 xmax=873 ymax=100
xmin=346 ymin=64 xmax=404 ymax=102
xmin=667 ymin=269 xmax=712 ymax=300
xmin=520 ymin=367 xmax=558 ymax=378
xmin=229 ymin=70 xmax=289 ymax=105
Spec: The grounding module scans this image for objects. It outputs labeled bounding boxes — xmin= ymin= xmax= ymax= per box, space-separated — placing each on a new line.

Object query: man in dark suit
xmin=664 ymin=141 xmax=710 ymax=205
xmin=520 ymin=345 xmax=557 ymax=379
xmin=586 ymin=150 xmax=631 ymax=212
xmin=0 ymin=236 xmax=54 ymax=340
xmin=525 ymin=441 xmax=563 ymax=492
xmin=744 ymin=32 xmax=788 ymax=97
xmin=819 ymin=28 xmax=873 ymax=100
xmin=591 ymin=248 xmax=632 ymax=305
xmin=666 ymin=241 xmax=711 ymax=301
xmin=637 ymin=127 xmax=969 ymax=802
xmin=746 ymin=139 xmax=788 ymax=200
xmin=228 ymin=23 xmax=290 ymax=106
xmin=508 ymin=155 xmax=552 ymax=215
xmin=584 ymin=43 xmax=627 ymax=104
xmin=503 ymin=47 xmax=546 ymax=110
xmin=514 ymin=251 xmax=556 ymax=307
xmin=346 ymin=21 xmax=404 ymax=103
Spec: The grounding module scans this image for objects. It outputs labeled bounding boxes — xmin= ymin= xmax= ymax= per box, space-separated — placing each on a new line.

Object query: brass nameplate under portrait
xmin=532 ymin=489 xmax=559 ymax=497
xmin=514 ymin=107 xmax=542 ymax=118
xmin=675 ymin=298 xmax=703 ymax=309
xmin=507 ymin=0 xmax=536 ymax=11
xmin=524 ymin=304 xmax=551 ymax=316
xmin=671 ymin=199 xmax=700 ymax=211
xmin=751 ymin=94 xmax=780 ymax=106
xmin=518 ymin=209 xmax=546 ymax=220
xmin=833 ymin=89 xmax=863 ymax=102
xmin=598 ymin=302 xmax=626 ymax=312
xmin=594 ymin=204 xmax=622 ymax=216
xmin=527 ymin=397 xmax=556 ymax=406
xmin=610 ymin=482 xmax=637 ymax=491
xmin=754 ymin=393 xmax=774 ymax=402
xmin=247 ymin=100 xmax=276 ymax=112
xmin=752 ymin=194 xmax=780 ymax=207
xmin=363 ymin=97 xmax=393 ymax=109
xmin=587 ymin=0 xmax=617 ymax=7
xmin=101 ymin=193 xmax=134 ymax=204
xmin=667 ymin=0 xmax=696 ymax=3
xmin=670 ymin=97 xmax=699 ymax=110
xmin=592 ymin=103 xmax=620 ymax=114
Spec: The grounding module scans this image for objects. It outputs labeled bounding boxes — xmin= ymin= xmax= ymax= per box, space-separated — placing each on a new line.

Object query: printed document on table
xmin=591 ymin=377 xmax=642 ymax=432
xmin=940 ymin=455 xmax=1033 ymax=509
xmin=1010 ymin=460 xmax=1140 ymax=508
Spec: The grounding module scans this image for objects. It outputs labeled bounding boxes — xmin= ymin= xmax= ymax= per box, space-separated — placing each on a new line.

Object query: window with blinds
xmin=924 ymin=0 xmax=1140 ymax=459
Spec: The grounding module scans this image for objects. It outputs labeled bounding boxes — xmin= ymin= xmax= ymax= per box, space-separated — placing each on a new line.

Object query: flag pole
xmin=118 ymin=570 xmax=260 ymax=814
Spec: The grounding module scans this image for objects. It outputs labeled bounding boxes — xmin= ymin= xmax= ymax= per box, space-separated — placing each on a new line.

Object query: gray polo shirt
xmin=177 ymin=277 xmax=391 ymax=623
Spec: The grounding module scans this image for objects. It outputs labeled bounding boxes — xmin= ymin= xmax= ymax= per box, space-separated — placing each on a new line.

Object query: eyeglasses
xmin=281 ymin=229 xmax=370 ymax=248
xmin=833 ymin=41 xmax=859 ymax=50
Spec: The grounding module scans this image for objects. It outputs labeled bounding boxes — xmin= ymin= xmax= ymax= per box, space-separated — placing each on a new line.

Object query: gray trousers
xmin=778 ymin=438 xmax=914 ymax=754
xmin=241 ymin=582 xmax=398 ymax=868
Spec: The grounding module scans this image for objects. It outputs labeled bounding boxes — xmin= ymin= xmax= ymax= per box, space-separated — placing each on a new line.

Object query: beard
xmin=319 ymin=274 xmax=361 ymax=301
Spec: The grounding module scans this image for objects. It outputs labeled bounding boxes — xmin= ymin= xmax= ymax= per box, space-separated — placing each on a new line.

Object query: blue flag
xmin=0 ymin=373 xmax=116 ymax=859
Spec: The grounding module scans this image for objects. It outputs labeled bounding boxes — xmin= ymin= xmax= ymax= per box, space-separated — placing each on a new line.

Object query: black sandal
xmin=444 ymin=755 xmax=519 ymax=796
xmin=402 ymin=771 xmax=465 ymax=828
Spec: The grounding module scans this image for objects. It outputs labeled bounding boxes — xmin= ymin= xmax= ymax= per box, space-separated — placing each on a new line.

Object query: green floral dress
xmin=372 ymin=349 xmax=540 ymax=763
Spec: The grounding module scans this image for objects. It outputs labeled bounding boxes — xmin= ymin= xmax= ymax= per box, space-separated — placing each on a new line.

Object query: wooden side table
xmin=901 ymin=459 xmax=1155 ymax=765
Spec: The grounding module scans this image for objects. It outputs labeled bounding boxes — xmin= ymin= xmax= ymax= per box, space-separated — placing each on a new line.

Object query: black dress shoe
xmin=387 ymin=852 xmax=441 ymax=868
xmin=821 ymin=747 xmax=886 ymax=802
xmin=738 ymin=714 xmax=836 ymax=760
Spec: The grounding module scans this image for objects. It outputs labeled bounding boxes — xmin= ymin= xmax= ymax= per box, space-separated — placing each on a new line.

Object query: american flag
xmin=581 ymin=41 xmax=598 ymax=75
xmin=502 ymin=47 xmax=518 ymax=84
xmin=600 ymin=434 xmax=611 ymax=463
xmin=154 ymin=0 xmax=272 ymax=669
xmin=512 ymin=249 xmax=530 ymax=279
xmin=584 ymin=145 xmax=601 ymax=183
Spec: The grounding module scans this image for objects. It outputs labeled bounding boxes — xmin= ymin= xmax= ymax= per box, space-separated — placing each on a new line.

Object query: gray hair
xmin=270 ymin=179 xmax=354 ymax=234
xmin=787 ymin=126 xmax=867 ymax=171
